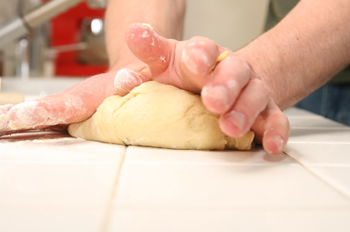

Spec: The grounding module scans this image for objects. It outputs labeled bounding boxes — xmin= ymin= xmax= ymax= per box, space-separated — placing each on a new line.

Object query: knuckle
xmin=248 ymin=79 xmax=269 ymax=97
xmin=269 ymin=112 xmax=291 ymax=134
xmin=235 ymin=97 xmax=263 ymax=121
xmin=248 ymin=78 xmax=262 ymax=86
xmin=186 ymin=37 xmax=217 ymax=56
xmin=232 ymin=55 xmax=252 ymax=71
xmin=222 ymin=58 xmax=253 ymax=81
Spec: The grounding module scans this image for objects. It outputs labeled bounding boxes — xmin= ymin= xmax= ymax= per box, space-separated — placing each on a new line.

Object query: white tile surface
xmin=285 ymin=108 xmax=350 ymax=143
xmin=2 ymin=108 xmax=350 ymax=232
xmin=288 ymin=128 xmax=350 ymax=143
xmin=285 ymin=143 xmax=350 ymax=165
xmin=286 ymin=143 xmax=350 ymax=199
xmin=0 ymin=132 xmax=125 ymax=232
xmin=124 ymin=146 xmax=294 ymax=165
xmin=0 ymin=207 xmax=105 ymax=232
xmin=284 ymin=107 xmax=321 ymax=117
xmin=109 ymin=209 xmax=350 ymax=232
xmin=113 ymin=147 xmax=349 ymax=209
xmin=288 ymin=117 xmax=346 ymax=128
xmin=0 ymin=132 xmax=125 ymax=207
xmin=285 ymin=121 xmax=350 ymax=200
xmin=0 ymin=162 xmax=120 ymax=207
xmin=285 ymin=107 xmax=348 ymax=129
xmin=307 ymin=166 xmax=350 ymax=199
xmin=0 ymin=132 xmax=125 ymax=163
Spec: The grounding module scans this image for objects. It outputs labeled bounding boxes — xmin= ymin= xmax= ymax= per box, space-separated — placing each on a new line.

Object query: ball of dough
xmin=68 ymin=81 xmax=254 ymax=150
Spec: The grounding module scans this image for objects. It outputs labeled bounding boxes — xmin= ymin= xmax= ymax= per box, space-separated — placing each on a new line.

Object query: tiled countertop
xmin=0 ymin=107 xmax=349 ymax=232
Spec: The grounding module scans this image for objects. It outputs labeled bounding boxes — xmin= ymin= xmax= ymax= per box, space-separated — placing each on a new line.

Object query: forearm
xmin=104 ymin=0 xmax=186 ymax=70
xmin=236 ymin=0 xmax=350 ymax=110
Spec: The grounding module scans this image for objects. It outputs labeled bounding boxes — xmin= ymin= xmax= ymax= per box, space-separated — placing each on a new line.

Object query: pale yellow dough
xmin=68 ymin=81 xmax=254 ymax=150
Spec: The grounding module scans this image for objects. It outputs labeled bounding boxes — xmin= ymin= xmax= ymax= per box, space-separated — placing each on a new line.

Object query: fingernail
xmin=182 ymin=48 xmax=210 ymax=74
xmin=202 ymin=85 xmax=230 ymax=111
xmin=227 ymin=110 xmax=246 ymax=132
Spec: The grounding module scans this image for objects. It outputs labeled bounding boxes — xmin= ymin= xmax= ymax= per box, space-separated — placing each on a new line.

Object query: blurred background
xmin=0 ymin=0 xmax=269 ymax=79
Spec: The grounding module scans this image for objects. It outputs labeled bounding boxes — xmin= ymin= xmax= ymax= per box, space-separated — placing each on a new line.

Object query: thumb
xmin=125 ymin=23 xmax=174 ymax=75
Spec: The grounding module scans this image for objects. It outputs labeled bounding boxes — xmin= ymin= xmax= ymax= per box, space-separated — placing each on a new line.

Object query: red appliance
xmin=50 ymin=2 xmax=108 ymax=77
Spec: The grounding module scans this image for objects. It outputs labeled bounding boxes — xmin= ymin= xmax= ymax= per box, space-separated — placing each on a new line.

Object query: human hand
xmin=0 ymin=61 xmax=149 ymax=136
xmin=0 ymin=22 xmax=290 ymax=156
xmin=116 ymin=23 xmax=290 ymax=155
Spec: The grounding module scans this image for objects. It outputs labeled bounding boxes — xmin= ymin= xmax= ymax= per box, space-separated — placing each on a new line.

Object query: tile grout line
xmin=291 ymin=127 xmax=350 ymax=130
xmin=283 ymin=151 xmax=350 ymax=201
xmin=123 ymin=161 xmax=295 ymax=166
xmin=288 ymin=140 xmax=350 ymax=144
xmin=100 ymin=146 xmax=128 ymax=232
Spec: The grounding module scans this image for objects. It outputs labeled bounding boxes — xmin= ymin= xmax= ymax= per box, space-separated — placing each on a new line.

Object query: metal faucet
xmin=0 ymin=0 xmax=106 ymax=50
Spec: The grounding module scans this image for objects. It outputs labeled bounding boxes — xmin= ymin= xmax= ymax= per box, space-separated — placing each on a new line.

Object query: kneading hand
xmin=0 ymin=23 xmax=290 ymax=155
xmin=118 ymin=23 xmax=290 ymax=155
xmin=0 ymin=62 xmax=148 ymax=136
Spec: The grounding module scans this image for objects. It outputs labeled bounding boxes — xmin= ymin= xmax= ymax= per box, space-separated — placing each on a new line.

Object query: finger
xmin=252 ymin=100 xmax=290 ymax=155
xmin=5 ymin=95 xmax=85 ymax=131
xmin=201 ymin=55 xmax=252 ymax=114
xmin=113 ymin=68 xmax=151 ymax=96
xmin=0 ymin=105 xmax=12 ymax=130
xmin=219 ymin=78 xmax=270 ymax=137
xmin=125 ymin=23 xmax=174 ymax=75
xmin=177 ymin=36 xmax=224 ymax=92
xmin=0 ymin=104 xmax=12 ymax=115
xmin=1 ymin=72 xmax=120 ymax=133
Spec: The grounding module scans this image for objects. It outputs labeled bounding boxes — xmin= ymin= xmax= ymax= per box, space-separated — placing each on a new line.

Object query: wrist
xmin=235 ymin=34 xmax=298 ymax=111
